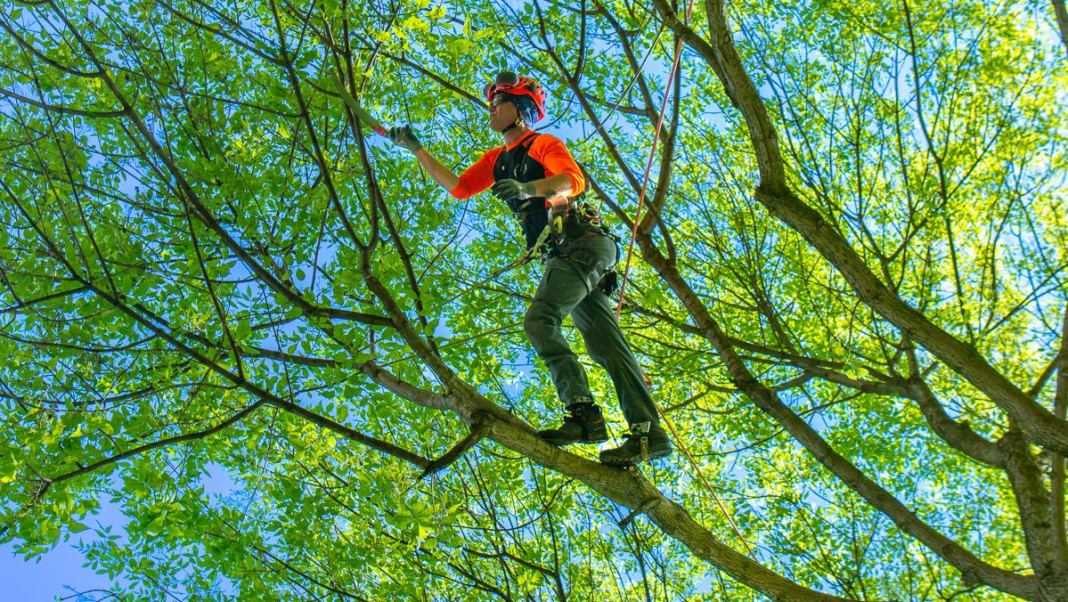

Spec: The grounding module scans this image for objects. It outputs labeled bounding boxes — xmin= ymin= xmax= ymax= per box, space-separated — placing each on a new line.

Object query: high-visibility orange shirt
xmin=449 ymin=131 xmax=586 ymax=199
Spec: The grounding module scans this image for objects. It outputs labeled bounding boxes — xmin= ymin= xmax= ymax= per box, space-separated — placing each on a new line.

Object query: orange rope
xmin=655 ymin=403 xmax=754 ymax=556
xmin=614 ymin=9 xmax=689 ymax=321
xmin=611 ymin=1 xmax=755 ymax=557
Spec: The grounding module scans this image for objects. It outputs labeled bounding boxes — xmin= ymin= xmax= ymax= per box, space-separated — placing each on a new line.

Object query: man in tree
xmin=389 ymin=72 xmax=671 ymax=466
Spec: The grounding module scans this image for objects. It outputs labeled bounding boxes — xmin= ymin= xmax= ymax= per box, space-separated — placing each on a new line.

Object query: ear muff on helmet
xmin=484 ymin=71 xmax=547 ymax=123
xmin=510 ymin=95 xmax=539 ymax=128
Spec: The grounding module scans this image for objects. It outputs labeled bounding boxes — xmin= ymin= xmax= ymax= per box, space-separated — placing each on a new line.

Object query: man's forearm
xmin=414 ymin=149 xmax=460 ymax=192
xmin=532 ymin=174 xmax=574 ymax=198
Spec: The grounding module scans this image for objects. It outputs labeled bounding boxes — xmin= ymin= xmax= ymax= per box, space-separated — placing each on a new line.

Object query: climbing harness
xmin=494 ymin=131 xmax=615 ymax=263
xmin=495 ymin=132 xmax=551 ymax=250
xmin=442 ymin=198 xmax=615 ymax=311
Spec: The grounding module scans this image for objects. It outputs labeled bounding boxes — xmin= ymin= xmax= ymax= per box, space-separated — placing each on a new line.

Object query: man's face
xmin=488 ymin=94 xmax=518 ymax=132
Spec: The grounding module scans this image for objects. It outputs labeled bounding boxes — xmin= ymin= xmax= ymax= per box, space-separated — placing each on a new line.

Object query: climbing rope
xmin=610 ymin=3 xmax=755 ymax=557
xmin=654 ymin=404 xmax=754 ymax=556
xmin=613 ymin=33 xmax=681 ymax=321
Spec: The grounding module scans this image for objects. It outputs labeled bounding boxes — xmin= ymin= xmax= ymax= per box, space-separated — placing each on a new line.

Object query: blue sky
xmin=2 ymin=536 xmax=112 ymax=601
xmin=2 ymin=475 xmax=134 ymax=601
xmin=3 ymin=544 xmax=108 ymax=601
xmin=0 ymin=463 xmax=240 ymax=600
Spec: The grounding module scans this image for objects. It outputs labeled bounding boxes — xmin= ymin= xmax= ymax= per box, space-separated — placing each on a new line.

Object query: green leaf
xmin=68 ymin=522 xmax=90 ymax=534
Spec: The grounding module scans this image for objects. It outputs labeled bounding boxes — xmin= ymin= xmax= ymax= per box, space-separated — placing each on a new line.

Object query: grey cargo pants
xmin=523 ymin=233 xmax=659 ymax=428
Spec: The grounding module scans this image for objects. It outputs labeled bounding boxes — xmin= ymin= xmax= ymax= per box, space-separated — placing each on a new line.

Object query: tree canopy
xmin=1 ymin=0 xmax=1066 ymax=599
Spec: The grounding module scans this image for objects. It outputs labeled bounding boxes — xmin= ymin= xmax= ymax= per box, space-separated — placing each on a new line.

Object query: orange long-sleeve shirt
xmin=449 ymin=132 xmax=586 ymax=199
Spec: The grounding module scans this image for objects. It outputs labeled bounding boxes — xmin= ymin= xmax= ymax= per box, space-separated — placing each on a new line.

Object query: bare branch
xmin=419 ymin=420 xmax=490 ymax=479
xmin=0 ymin=87 xmax=126 ymax=118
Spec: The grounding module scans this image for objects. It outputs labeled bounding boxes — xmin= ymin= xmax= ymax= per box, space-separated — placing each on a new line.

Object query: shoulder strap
xmin=515 ymin=132 xmax=541 ymax=152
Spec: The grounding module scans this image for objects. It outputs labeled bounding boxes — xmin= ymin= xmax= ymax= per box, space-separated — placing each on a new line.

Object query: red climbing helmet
xmin=484 ymin=71 xmax=546 ymax=122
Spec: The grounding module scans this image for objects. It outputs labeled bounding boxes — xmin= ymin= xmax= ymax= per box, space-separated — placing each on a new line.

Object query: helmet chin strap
xmin=498 ymin=117 xmax=524 ymax=135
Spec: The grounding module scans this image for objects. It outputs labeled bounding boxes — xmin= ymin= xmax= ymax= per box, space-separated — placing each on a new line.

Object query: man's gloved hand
xmin=388 ymin=125 xmax=422 ymax=152
xmin=491 ymin=179 xmax=536 ymax=201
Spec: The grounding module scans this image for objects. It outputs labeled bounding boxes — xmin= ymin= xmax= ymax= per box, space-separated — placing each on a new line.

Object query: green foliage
xmin=0 ymin=0 xmax=1064 ymax=599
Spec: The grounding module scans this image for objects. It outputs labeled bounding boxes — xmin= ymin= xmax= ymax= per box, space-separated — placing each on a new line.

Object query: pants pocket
xmin=563 ymin=244 xmax=611 ymax=293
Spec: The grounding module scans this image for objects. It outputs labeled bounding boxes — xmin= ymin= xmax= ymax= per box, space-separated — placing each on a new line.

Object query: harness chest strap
xmin=494 ymin=132 xmax=612 ymax=257
xmin=494 ymin=133 xmax=550 ymax=251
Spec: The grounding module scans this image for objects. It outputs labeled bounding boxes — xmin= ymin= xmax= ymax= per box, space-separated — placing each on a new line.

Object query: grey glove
xmin=491 ymin=179 xmax=536 ymax=201
xmin=388 ymin=125 xmax=422 ymax=152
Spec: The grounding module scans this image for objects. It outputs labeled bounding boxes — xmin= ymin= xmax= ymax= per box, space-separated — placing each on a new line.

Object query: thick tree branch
xmin=1000 ymin=429 xmax=1058 ymax=582
xmin=1052 ymin=305 xmax=1068 ymax=567
xmin=480 ymin=419 xmax=853 ymax=601
xmin=1054 ymin=0 xmax=1068 ymax=54
xmin=901 ymin=342 xmax=1004 ymax=467
xmin=641 ymin=241 xmax=1035 ymax=597
xmin=905 ymin=376 xmax=1003 ymax=467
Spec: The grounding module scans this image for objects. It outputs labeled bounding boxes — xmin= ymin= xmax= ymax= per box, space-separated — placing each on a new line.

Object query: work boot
xmin=599 ymin=422 xmax=672 ymax=466
xmin=537 ymin=402 xmax=609 ymax=446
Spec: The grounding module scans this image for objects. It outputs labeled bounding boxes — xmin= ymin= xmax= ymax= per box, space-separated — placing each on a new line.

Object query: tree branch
xmin=0 ymin=87 xmax=126 ymax=118
xmin=419 ymin=420 xmax=489 ymax=479
xmin=650 ymin=0 xmax=1068 ymax=458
